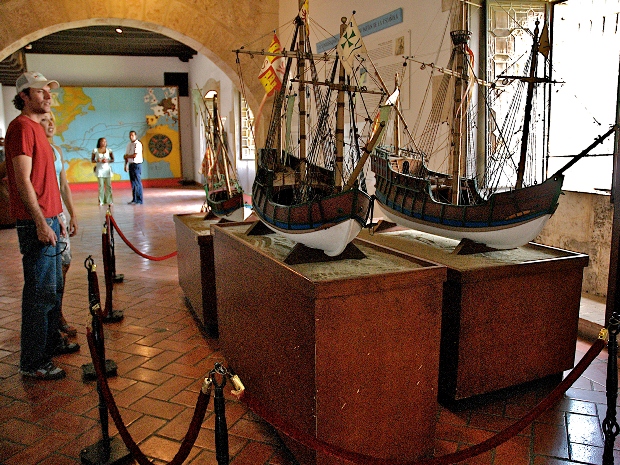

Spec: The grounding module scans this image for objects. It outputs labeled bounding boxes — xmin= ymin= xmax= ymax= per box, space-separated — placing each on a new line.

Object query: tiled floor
xmin=0 ymin=185 xmax=619 ymax=465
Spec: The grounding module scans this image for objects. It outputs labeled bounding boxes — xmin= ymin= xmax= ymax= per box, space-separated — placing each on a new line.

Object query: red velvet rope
xmin=237 ymin=337 xmax=606 ymax=465
xmin=86 ymin=328 xmax=211 ymax=465
xmin=107 ymin=214 xmax=177 ymax=261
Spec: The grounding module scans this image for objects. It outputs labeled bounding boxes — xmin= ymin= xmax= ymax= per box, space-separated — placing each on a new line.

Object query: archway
xmin=0 ymin=0 xmax=279 ymax=112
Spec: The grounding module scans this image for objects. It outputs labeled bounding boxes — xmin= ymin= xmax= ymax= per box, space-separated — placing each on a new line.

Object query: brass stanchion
xmin=81 ymin=256 xmax=117 ymax=381
xmin=102 ymin=217 xmax=123 ymax=323
xmin=81 ymin=257 xmax=130 ymax=465
xmin=107 ymin=212 xmax=124 ymax=283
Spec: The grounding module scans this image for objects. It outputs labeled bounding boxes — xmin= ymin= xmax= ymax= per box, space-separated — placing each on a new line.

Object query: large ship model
xmin=235 ymin=8 xmax=389 ymax=257
xmin=370 ymin=1 xmax=616 ymax=250
xmin=198 ymin=90 xmax=250 ymax=222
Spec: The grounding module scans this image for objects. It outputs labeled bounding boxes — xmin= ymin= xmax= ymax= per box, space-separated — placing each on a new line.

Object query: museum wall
xmin=3 ymin=54 xmax=196 ymax=182
xmin=536 ymin=190 xmax=613 ymax=298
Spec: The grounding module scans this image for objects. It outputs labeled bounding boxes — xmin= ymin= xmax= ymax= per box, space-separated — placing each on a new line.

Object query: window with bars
xmin=486 ymin=0 xmax=620 ymax=193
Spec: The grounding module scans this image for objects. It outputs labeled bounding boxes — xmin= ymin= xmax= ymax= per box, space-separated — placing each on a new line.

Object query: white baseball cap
xmin=16 ymin=71 xmax=60 ymax=93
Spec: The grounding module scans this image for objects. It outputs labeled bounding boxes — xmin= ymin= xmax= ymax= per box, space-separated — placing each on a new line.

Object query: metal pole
xmin=603 ymin=313 xmax=620 ymax=464
xmin=212 ymin=369 xmax=230 ymax=465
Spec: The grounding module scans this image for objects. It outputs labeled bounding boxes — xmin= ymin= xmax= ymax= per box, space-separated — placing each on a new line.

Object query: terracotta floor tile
xmin=130 ymin=396 xmax=186 ymax=420
xmin=124 ymin=366 xmax=174 ymax=385
xmin=140 ymin=349 xmax=184 ymax=371
xmin=112 ymin=380 xmax=157 ymax=408
xmin=230 ymin=440 xmax=281 ymax=465
xmin=126 ymin=414 xmax=167 ymax=444
xmin=3 ymin=431 xmax=73 ymax=465
xmin=468 ymin=411 xmax=520 ymax=432
xmin=533 ymin=422 xmax=570 ymax=459
xmin=42 ymin=410 xmax=98 ymax=436
xmin=170 ymin=388 xmax=204 ymax=408
xmin=139 ymin=435 xmax=201 ymax=463
xmin=147 ymin=375 xmax=195 ymax=401
xmin=0 ymin=441 xmax=26 ymax=463
xmin=493 ymin=435 xmax=532 ymax=465
xmin=227 ymin=418 xmax=282 ymax=445
xmin=566 ymin=412 xmax=604 ymax=447
xmin=0 ymin=417 xmax=48 ymax=444
xmin=188 ymin=447 xmax=219 ymax=464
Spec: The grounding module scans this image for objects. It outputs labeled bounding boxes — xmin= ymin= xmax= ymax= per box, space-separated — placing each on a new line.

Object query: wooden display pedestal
xmin=212 ymin=223 xmax=447 ymax=464
xmin=174 ymin=213 xmax=251 ymax=337
xmin=358 ymin=227 xmax=589 ymax=403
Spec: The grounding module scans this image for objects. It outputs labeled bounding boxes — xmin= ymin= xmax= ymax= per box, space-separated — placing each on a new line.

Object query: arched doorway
xmin=0 ymin=0 xmax=278 ymax=112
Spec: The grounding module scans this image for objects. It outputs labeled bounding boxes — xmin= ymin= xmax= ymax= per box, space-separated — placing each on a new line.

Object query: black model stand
xmin=81 ymin=257 xmax=130 ymax=465
xmin=81 ymin=256 xmax=118 ymax=380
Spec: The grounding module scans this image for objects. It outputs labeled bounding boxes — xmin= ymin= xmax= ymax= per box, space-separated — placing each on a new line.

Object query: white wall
xmin=26 ymin=54 xmax=190 ymax=87
xmin=279 ymin=0 xmax=452 ymax=140
xmin=2 ymin=85 xmax=20 ymax=137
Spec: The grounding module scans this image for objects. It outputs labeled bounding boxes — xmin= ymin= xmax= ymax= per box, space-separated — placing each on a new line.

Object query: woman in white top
xmin=92 ymin=137 xmax=114 ymax=206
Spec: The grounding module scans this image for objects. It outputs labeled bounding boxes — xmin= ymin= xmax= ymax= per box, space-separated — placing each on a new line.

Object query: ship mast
xmin=298 ymin=0 xmax=307 ymax=183
xmin=449 ymin=1 xmax=470 ymax=204
xmin=212 ymin=94 xmax=233 ymax=195
xmin=335 ymin=17 xmax=347 ymax=189
xmin=515 ymin=20 xmax=542 ymax=190
xmin=394 ymin=74 xmax=401 ymax=156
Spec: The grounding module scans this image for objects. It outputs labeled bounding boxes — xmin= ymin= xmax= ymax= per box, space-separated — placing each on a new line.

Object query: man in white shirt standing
xmin=123 ymin=130 xmax=143 ymax=205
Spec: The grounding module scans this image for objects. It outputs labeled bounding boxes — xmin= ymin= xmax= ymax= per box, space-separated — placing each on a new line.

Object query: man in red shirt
xmin=5 ymin=72 xmax=79 ymax=380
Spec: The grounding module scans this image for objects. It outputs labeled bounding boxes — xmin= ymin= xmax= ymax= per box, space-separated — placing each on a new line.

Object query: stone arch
xmin=0 ymin=0 xmax=278 ymax=113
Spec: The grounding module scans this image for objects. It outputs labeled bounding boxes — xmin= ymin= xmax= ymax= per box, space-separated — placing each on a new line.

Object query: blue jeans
xmin=17 ymin=217 xmax=64 ymax=371
xmin=129 ymin=163 xmax=143 ymax=204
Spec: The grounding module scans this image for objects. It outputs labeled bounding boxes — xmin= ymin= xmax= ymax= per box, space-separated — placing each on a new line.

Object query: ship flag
xmin=257 ymin=33 xmax=286 ymax=96
xmin=338 ymin=15 xmax=366 ymax=78
xmin=299 ymin=0 xmax=310 ymax=36
xmin=538 ymin=22 xmax=551 ymax=59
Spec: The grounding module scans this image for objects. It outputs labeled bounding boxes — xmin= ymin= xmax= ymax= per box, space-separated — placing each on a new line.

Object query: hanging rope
xmin=233 ymin=335 xmax=606 ymax=465
xmin=107 ymin=214 xmax=177 ymax=261
xmin=85 ymin=326 xmax=212 ymax=465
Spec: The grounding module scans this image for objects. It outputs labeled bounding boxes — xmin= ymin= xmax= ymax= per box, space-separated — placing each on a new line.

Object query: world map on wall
xmin=51 ymin=86 xmax=181 ymax=183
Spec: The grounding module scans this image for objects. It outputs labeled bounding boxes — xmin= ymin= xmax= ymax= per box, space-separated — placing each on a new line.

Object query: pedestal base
xmin=102 ymin=310 xmax=123 ymax=323
xmin=359 ymin=228 xmax=589 ymax=402
xmin=213 ymin=223 xmax=447 ymax=464
xmin=80 ymin=437 xmax=131 ymax=465
xmin=82 ymin=359 xmax=118 ymax=381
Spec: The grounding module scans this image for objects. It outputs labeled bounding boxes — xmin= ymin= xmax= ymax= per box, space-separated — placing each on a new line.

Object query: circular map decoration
xmin=148 ymin=134 xmax=172 ymax=158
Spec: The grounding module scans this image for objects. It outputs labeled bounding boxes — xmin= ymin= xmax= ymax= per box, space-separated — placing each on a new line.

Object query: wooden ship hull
xmin=252 ymin=165 xmax=372 ymax=256
xmin=205 ymin=188 xmax=252 ymax=222
xmin=371 ymin=151 xmax=564 ymax=249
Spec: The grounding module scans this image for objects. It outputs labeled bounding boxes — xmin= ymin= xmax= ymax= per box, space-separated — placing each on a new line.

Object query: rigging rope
xmin=107 ymin=215 xmax=177 ymax=261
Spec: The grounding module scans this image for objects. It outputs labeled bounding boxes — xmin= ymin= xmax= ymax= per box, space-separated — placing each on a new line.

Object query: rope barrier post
xmin=81 ymin=256 xmax=118 ymax=381
xmin=603 ymin=312 xmax=620 ymax=465
xmin=107 ymin=211 xmax=124 ymax=283
xmin=81 ymin=257 xmax=130 ymax=465
xmin=102 ymin=218 xmax=124 ymax=323
xmin=212 ymin=363 xmax=230 ymax=465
